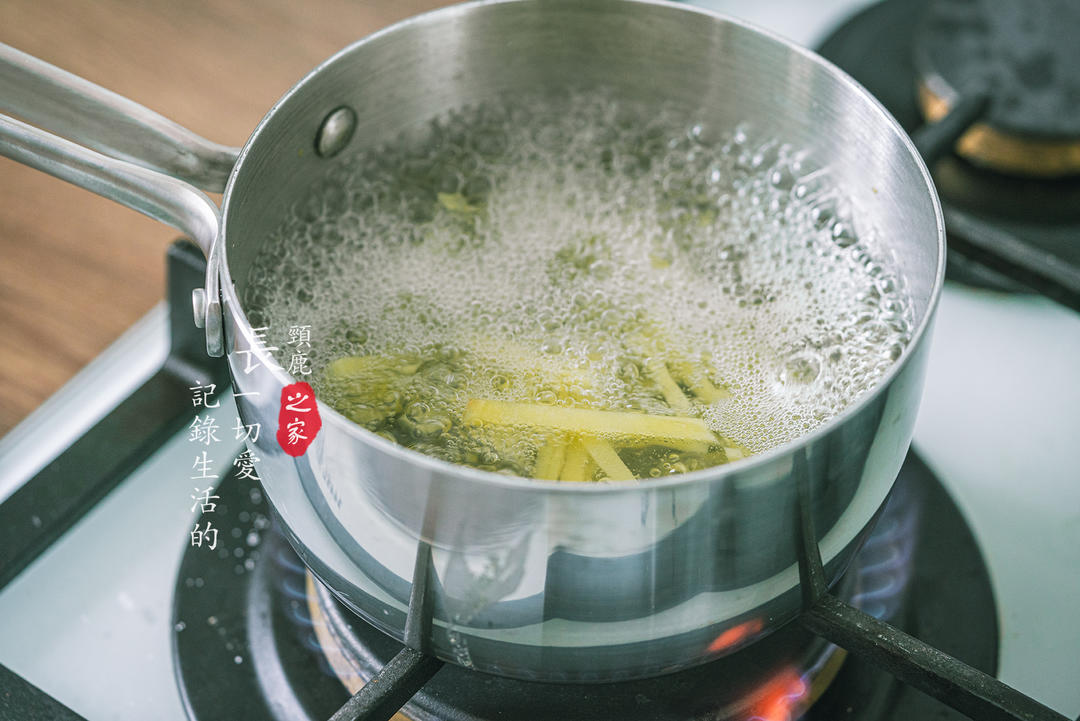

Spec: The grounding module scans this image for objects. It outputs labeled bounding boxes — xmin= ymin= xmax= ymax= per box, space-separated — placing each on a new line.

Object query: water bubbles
xmin=831 ymin=221 xmax=858 ymax=248
xmin=540 ymin=339 xmax=564 ymax=355
xmin=322 ymin=184 xmax=349 ymax=216
xmin=247 ymin=92 xmax=913 ymax=461
xmin=589 ymin=259 xmax=614 ymax=280
xmin=433 ymin=165 xmax=465 ymax=194
xmin=472 ymin=127 xmax=509 ymax=157
xmin=404 ymin=400 xmax=431 ymax=423
xmin=863 ymin=321 xmax=892 ymax=344
xmin=535 ymin=390 xmax=558 ymax=405
xmin=781 ymin=352 xmax=823 ymax=386
xmin=299 ymin=194 xmax=323 ymax=223
xmin=810 ymin=200 xmax=837 ymax=230
xmin=881 ymin=298 xmax=905 ymax=316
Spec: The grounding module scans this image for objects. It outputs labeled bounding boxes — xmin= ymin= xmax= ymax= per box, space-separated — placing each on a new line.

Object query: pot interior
xmin=222 ymin=0 xmax=941 ymax=331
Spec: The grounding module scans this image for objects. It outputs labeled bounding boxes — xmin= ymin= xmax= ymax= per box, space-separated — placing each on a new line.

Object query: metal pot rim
xmin=217 ymin=0 xmax=946 ymax=495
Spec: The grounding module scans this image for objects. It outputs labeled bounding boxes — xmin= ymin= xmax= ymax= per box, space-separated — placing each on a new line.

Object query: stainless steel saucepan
xmin=0 ymin=0 xmax=944 ymax=682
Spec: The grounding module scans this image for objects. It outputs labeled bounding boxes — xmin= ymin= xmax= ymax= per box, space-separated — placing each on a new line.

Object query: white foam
xmin=244 ymin=94 xmax=912 ymax=473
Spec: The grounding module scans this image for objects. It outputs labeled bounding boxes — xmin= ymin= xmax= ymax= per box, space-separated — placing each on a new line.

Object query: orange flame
xmin=747 ymin=669 xmax=808 ymax=721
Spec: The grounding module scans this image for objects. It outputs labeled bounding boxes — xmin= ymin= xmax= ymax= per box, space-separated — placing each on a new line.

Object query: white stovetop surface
xmin=0 ymin=3 xmax=1078 ymax=720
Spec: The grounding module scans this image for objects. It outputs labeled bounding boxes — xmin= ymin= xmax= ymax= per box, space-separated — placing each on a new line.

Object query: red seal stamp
xmin=276 ymin=382 xmax=322 ymax=456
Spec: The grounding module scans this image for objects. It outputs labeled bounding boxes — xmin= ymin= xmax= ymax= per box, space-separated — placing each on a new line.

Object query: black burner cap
xmin=915 ymin=0 xmax=1080 ymax=140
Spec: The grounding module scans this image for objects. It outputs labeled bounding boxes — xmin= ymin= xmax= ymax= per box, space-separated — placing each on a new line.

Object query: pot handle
xmin=0 ymin=43 xmax=239 ymax=356
xmin=0 ymin=43 xmax=238 ymax=192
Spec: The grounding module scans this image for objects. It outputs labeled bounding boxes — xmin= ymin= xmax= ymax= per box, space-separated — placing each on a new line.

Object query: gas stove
xmin=1 ymin=2 xmax=1079 ymax=721
xmin=168 ymin=447 xmax=991 ymax=721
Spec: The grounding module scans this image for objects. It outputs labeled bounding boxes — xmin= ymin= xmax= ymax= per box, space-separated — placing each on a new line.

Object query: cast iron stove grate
xmin=171 ymin=449 xmax=1000 ymax=721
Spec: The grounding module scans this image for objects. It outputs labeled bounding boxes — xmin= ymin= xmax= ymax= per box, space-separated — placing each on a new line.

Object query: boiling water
xmin=244 ymin=94 xmax=913 ymax=480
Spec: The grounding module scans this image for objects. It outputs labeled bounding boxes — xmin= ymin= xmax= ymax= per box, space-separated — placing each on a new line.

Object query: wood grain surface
xmin=0 ymin=0 xmax=453 ymax=434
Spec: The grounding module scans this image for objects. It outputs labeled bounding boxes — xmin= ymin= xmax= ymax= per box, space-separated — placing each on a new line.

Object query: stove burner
xmin=306 ymin=571 xmax=848 ymax=721
xmin=915 ymin=0 xmax=1080 ymax=177
xmin=817 ymin=0 xmax=1080 ymax=296
xmin=305 ymin=478 xmax=919 ymax=720
xmin=172 ymin=453 xmax=997 ymax=721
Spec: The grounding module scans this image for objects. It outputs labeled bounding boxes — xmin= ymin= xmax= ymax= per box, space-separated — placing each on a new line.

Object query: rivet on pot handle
xmin=0 ymin=43 xmax=239 ymax=357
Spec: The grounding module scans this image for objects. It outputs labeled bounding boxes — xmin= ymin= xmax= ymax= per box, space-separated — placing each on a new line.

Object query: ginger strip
xmin=463 ymin=399 xmax=717 ymax=445
xmin=559 ymin=440 xmax=591 ymax=482
xmin=619 ymin=437 xmax=711 ymax=455
xmin=326 ymin=355 xmax=384 ymax=378
xmin=669 ymin=361 xmax=731 ymax=402
xmin=533 ymin=437 xmax=567 ymax=480
xmin=582 ymin=437 xmax=635 ymax=481
xmin=646 ymin=360 xmax=691 ymax=410
xmin=437 ymin=192 xmax=481 ymax=213
xmin=327 ymin=355 xmax=421 ymax=379
xmin=724 ymin=445 xmax=745 ymax=461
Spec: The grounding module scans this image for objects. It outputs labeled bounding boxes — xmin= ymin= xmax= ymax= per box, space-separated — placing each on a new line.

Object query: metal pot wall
xmin=0 ymin=0 xmax=944 ymax=682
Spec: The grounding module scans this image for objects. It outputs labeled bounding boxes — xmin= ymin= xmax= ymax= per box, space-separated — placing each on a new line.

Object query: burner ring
xmin=917 ymin=80 xmax=1080 ymax=177
xmin=306 ymin=573 xmax=373 ymax=698
xmin=306 ymin=567 xmax=851 ymax=721
xmin=914 ymin=0 xmax=1080 ymax=177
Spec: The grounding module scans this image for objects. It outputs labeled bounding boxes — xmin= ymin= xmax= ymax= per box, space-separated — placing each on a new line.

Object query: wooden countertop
xmin=0 ymin=0 xmax=453 ymax=434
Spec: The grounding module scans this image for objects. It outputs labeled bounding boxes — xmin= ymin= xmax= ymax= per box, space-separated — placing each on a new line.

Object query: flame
xmin=747 ymin=669 xmax=808 ymax=721
xmin=706 ymin=618 xmax=765 ymax=654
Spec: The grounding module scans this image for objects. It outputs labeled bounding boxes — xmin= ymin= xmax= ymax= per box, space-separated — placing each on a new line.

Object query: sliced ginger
xmin=463 ymin=399 xmax=718 ymax=445
xmin=326 ymin=331 xmax=744 ymax=484
xmin=625 ymin=325 xmax=730 ymax=408
xmin=324 ymin=355 xmax=420 ymax=426
xmin=559 ymin=439 xmax=592 ymax=482
xmin=645 ymin=359 xmax=691 ymax=410
xmin=533 ymin=437 xmax=567 ymax=480
xmin=437 ymin=192 xmax=481 ymax=214
xmin=723 ymin=445 xmax=745 ymax=461
xmin=618 ymin=436 xmax=711 ymax=455
xmin=668 ymin=360 xmax=731 ymax=402
xmin=582 ymin=437 xmax=635 ymax=481
xmin=326 ymin=354 xmax=421 ymax=379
